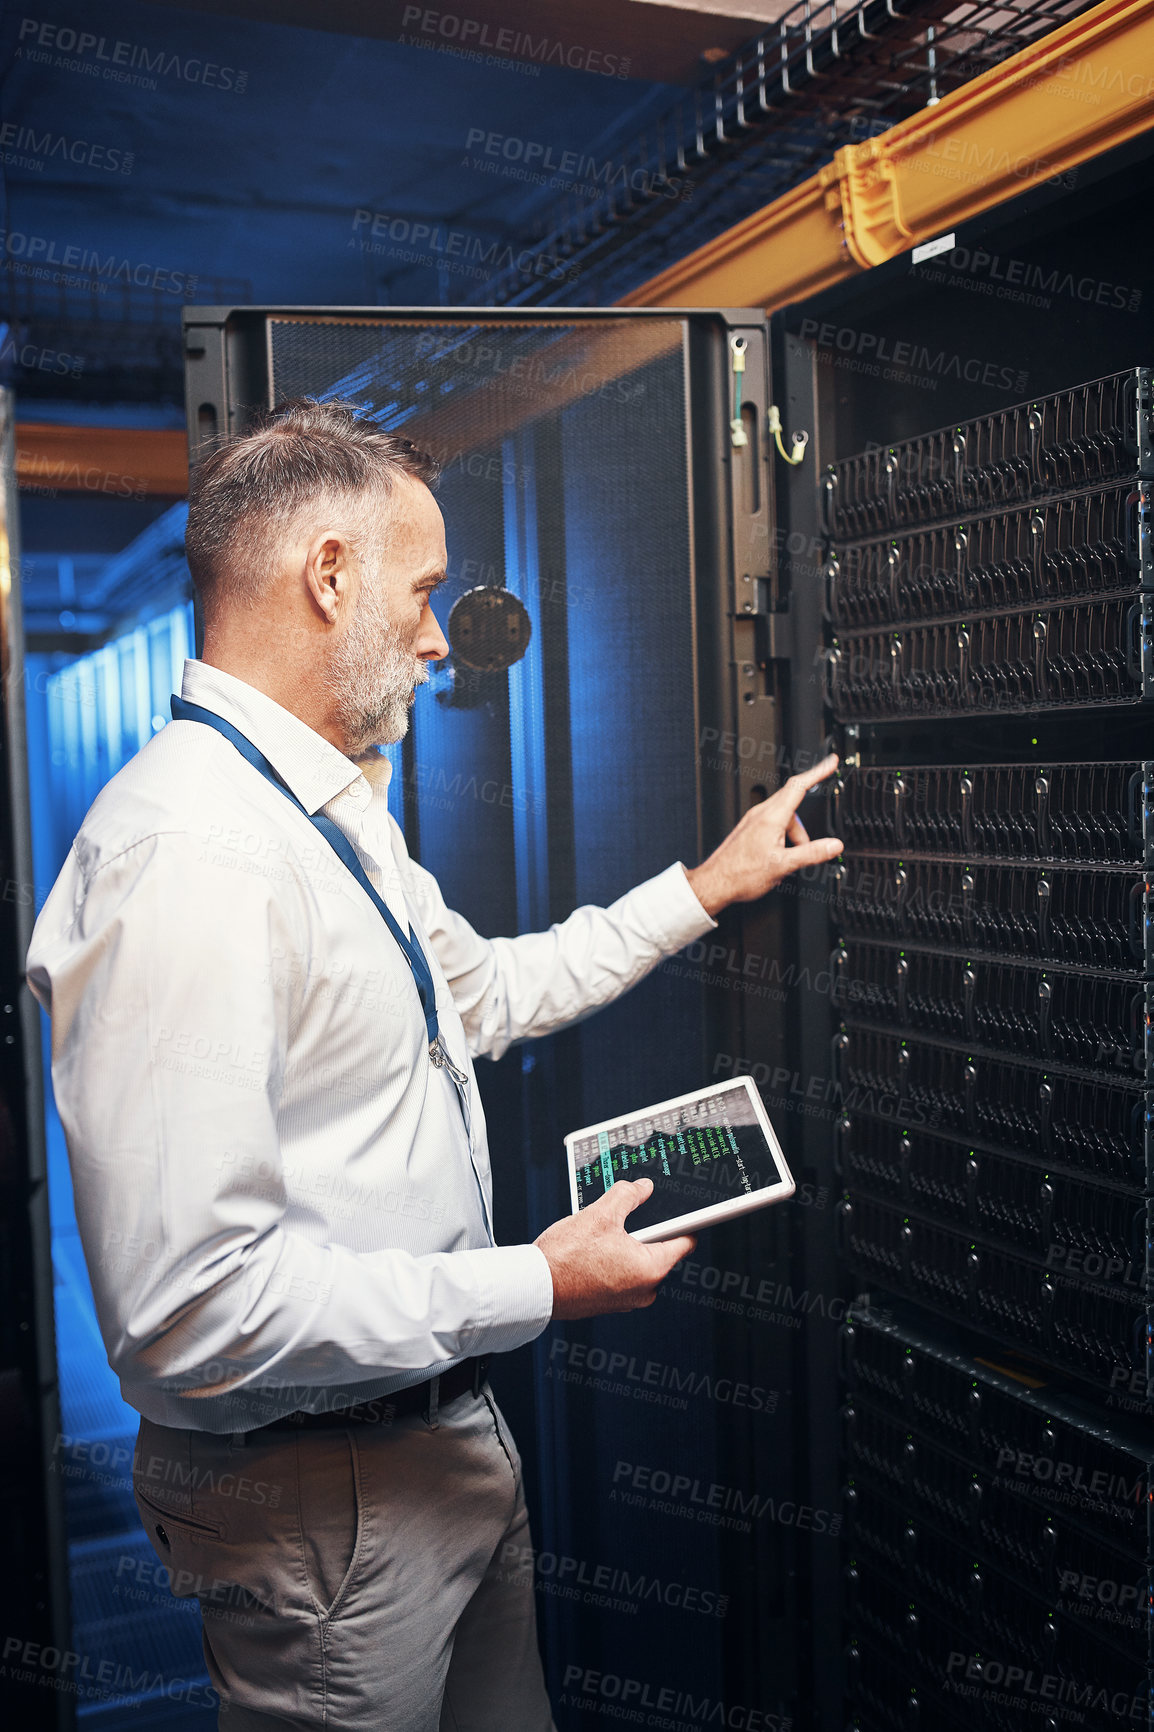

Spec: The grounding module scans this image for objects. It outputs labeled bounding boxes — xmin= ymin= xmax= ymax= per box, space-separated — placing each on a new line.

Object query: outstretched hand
xmin=684 ymin=753 xmax=843 ymax=917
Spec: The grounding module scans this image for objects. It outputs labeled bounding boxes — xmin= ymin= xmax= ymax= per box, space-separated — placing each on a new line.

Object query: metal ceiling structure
xmin=465 ymin=0 xmax=1096 ymax=307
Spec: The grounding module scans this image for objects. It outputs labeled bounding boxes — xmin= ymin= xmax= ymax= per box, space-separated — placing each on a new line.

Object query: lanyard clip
xmin=429 ymin=1037 xmax=469 ymax=1089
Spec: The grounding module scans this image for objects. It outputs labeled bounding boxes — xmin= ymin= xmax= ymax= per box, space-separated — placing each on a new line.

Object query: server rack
xmin=776 ymin=131 xmax=1154 ymax=1730
xmin=818 ymin=376 xmax=1154 ymax=1719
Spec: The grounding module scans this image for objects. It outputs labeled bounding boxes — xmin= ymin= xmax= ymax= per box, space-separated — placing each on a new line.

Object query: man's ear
xmin=303 ymin=532 xmax=351 ymax=621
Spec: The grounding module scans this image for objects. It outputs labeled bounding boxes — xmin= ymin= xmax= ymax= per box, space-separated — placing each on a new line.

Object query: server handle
xmin=1127 ymin=879 xmax=1146 ymax=963
xmin=822 ymin=557 xmax=839 ymax=623
xmin=1126 ymin=768 xmax=1144 ymax=856
xmin=1122 ymin=373 xmax=1141 ymax=458
xmin=1129 ymin=988 xmax=1145 ymax=1075
xmin=821 ymin=646 xmax=840 ymax=710
xmin=1124 ymin=488 xmax=1143 ymax=570
xmin=1125 ymin=602 xmax=1144 ymax=685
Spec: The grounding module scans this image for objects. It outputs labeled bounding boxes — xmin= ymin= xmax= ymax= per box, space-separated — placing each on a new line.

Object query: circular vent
xmin=448 ymin=587 xmax=532 ymax=672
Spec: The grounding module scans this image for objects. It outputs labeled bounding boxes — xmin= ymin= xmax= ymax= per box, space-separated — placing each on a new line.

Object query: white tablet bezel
xmin=564 ymin=1075 xmax=795 ymax=1244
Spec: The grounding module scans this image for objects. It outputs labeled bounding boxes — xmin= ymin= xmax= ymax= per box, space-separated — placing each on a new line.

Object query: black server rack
xmin=840 ymin=1305 xmax=1153 ymax=1731
xmin=775 ymin=129 xmax=1154 ymax=1729
xmin=815 ymin=377 xmax=1154 ymax=1727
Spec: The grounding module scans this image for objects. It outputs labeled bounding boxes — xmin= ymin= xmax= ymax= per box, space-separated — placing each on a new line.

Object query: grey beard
xmin=327 ymin=576 xmax=427 ymax=752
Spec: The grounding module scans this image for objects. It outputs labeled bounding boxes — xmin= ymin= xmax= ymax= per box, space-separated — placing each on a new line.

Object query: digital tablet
xmin=565 ymin=1076 xmax=794 ymax=1244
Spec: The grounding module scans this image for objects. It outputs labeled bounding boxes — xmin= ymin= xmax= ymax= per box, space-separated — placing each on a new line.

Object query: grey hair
xmin=184 ymin=397 xmax=440 ymax=614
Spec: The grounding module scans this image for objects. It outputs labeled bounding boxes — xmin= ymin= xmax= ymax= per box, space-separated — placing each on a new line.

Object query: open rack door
xmin=183 ymin=306 xmax=808 ymax=1729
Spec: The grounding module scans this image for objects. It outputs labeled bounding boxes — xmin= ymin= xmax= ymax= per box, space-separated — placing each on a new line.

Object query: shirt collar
xmin=179 ymin=660 xmax=393 ymax=815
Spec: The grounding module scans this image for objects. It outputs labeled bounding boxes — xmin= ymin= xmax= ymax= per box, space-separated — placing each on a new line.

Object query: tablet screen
xmin=569 ymin=1079 xmax=787 ymax=1236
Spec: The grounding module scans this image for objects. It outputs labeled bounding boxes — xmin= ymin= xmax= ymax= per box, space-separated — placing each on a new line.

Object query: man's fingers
xmin=604 ymin=1177 xmax=652 ymax=1222
xmin=786 ymin=753 xmax=839 ymax=805
xmin=643 ymin=1233 xmax=697 ymax=1280
xmin=776 ymin=836 xmax=843 ymax=876
xmin=787 ymin=813 xmax=809 ymax=845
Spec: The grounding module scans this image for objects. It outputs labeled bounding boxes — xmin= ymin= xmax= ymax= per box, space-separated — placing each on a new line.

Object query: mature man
xmin=27 ymin=399 xmax=841 ymax=1732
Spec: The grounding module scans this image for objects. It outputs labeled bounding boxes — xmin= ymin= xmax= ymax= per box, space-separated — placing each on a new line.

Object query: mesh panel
xmin=261 ymin=314 xmax=735 ymax=1715
xmin=266 ymin=313 xmax=697 ymax=955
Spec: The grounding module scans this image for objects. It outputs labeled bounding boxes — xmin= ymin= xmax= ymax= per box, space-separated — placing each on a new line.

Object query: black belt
xmin=240 ymin=1356 xmax=492 ymax=1437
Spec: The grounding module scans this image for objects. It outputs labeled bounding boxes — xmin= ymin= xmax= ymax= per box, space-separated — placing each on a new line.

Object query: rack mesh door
xmin=254 ymin=312 xmax=758 ymax=1724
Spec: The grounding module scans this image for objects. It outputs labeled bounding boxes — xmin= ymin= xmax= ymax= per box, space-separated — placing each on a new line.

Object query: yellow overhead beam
xmin=620 ymin=0 xmax=1154 ymax=310
xmin=14 ymin=423 xmax=188 ymax=497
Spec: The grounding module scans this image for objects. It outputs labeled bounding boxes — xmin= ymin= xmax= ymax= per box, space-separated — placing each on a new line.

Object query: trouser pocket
xmin=133 ymin=1485 xmax=226 ymax=1597
xmin=296 ymin=1428 xmax=363 ymax=1620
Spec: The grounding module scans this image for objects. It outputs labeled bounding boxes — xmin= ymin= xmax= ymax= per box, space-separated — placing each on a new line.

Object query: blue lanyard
xmin=170 ymin=695 xmax=463 ymax=1080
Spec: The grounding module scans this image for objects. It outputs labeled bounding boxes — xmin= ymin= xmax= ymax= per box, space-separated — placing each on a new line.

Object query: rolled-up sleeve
xmin=397 ymin=825 xmax=718 ymax=1061
xmin=27 ymin=833 xmax=553 ymax=1418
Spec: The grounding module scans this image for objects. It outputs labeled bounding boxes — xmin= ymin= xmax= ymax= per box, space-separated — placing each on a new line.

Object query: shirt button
xmin=155 ymin=1523 xmax=170 ymax=1546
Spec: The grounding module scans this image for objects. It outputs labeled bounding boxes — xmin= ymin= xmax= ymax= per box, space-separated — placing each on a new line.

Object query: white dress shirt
xmin=27 ymin=660 xmax=716 ymax=1433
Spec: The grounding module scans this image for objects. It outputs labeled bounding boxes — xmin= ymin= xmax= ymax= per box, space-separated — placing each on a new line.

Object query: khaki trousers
xmin=132 ymin=1387 xmax=556 ymax=1731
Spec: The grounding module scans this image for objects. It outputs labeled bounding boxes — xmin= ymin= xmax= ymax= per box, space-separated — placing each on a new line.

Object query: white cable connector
xmin=767 ymin=404 xmax=809 ymax=466
xmin=729 ymin=335 xmax=748 ymax=448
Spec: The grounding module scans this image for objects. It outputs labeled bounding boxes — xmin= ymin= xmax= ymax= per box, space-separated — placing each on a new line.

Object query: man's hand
xmin=684 ymin=753 xmax=843 ymax=918
xmin=535 ymin=1179 xmax=694 ymax=1321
